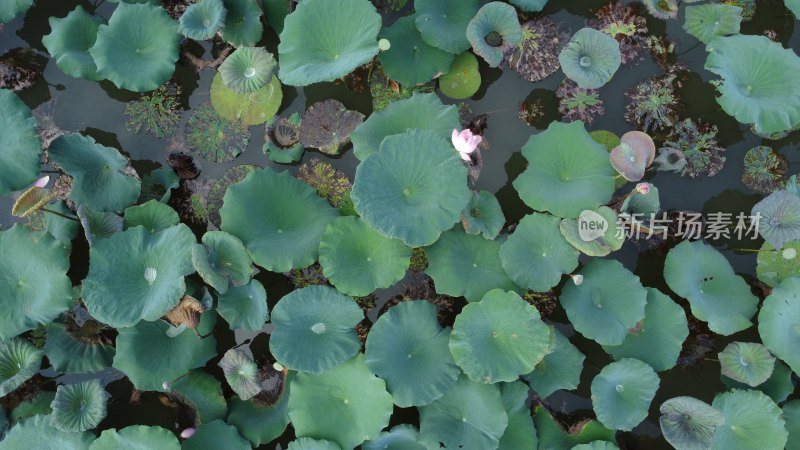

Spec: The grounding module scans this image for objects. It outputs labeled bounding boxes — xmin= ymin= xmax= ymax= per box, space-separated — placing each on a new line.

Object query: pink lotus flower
xmin=451 ymin=128 xmax=482 ymax=162
xmin=180 ymin=428 xmax=196 ymax=439
xmin=635 ymin=182 xmax=651 ymax=195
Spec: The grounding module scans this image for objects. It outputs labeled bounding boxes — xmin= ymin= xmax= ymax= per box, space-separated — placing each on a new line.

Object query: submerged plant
xmin=124 ymin=82 xmax=182 ymax=138
xmin=299 ymin=99 xmax=364 ymax=156
xmin=296 ymin=158 xmax=352 ymax=208
xmin=657 ymin=119 xmax=726 ymax=178
xmin=185 ymin=103 xmax=250 ymax=163
xmin=624 ymin=74 xmax=679 ymax=133
xmin=504 ymin=18 xmax=568 ymax=83
xmin=742 ymin=146 xmax=787 ymax=194
xmin=205 ymin=164 xmax=258 ymax=227
xmin=556 ymin=79 xmax=605 ymax=125
xmin=587 ymin=2 xmax=649 ymax=64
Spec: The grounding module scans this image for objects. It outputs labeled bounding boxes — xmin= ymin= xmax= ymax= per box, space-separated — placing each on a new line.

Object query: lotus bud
xmin=635 ymin=182 xmax=651 ymax=195
xmin=571 ymin=274 xmax=584 ymax=286
xmin=180 ymin=428 xmax=196 ymax=439
xmin=34 ymin=176 xmax=50 ymax=188
xmin=451 ymin=128 xmax=482 ymax=162
xmin=378 ymin=38 xmax=391 ymax=51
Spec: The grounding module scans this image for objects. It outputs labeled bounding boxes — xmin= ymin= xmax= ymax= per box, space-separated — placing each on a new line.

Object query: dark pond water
xmin=2 ymin=0 xmax=799 ymax=448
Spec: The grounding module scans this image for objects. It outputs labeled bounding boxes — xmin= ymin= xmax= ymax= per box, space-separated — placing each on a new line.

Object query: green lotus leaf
xmin=683 ymin=4 xmax=742 ymax=44
xmin=0 ymin=225 xmax=72 ymax=340
xmin=90 ymin=425 xmax=180 ymax=450
xmin=439 ymin=51 xmax=482 ymax=99
xmin=414 ymin=0 xmax=478 ymax=54
xmin=466 ymin=2 xmax=523 ymax=67
xmin=351 ymin=93 xmax=460 ymax=161
xmin=787 ymin=0 xmax=800 ymax=16
xmin=0 ymin=0 xmax=32 ymax=23
xmin=140 ymin=166 xmax=179 ymax=203
xmin=718 ymin=342 xmax=775 ymax=387
xmin=660 ymin=396 xmax=725 ymax=450
xmin=49 ymin=133 xmax=140 ymax=212
xmin=711 ymin=389 xmax=787 ymax=450
xmin=462 ymin=190 xmax=505 ymax=239
xmin=722 ymin=359 xmax=794 ymax=404
xmin=378 ymin=16 xmax=454 ymax=86
xmin=263 ymin=113 xmax=304 ymax=163
xmin=513 ymin=121 xmax=616 ymax=218
xmin=9 ymin=391 xmax=54 ymax=423
xmin=210 ymin=72 xmax=282 ymax=126
xmin=426 ymin=230 xmax=518 ymax=302
xmin=508 ymin=0 xmax=548 ymax=12
xmin=602 ymin=288 xmax=688 ymax=372
xmin=219 ymin=348 xmax=261 ymax=400
xmin=498 ymin=381 xmax=538 ymax=449
xmin=0 ymin=415 xmax=95 ymax=450
xmin=363 ymin=425 xmax=426 ymax=450
xmin=44 ymin=201 xmax=80 ymax=248
xmin=219 ymin=0 xmax=263 ymax=46
xmin=220 ymin=168 xmax=338 ymax=272
xmin=758 ymin=277 xmax=800 ymax=374
xmin=50 ymin=380 xmax=109 ymax=432
xmin=42 ymin=6 xmax=102 ymax=80
xmin=705 ymin=34 xmax=800 ymax=134
xmin=534 ymin=406 xmax=616 ymax=450
xmin=0 ymin=90 xmax=42 ymax=196
xmin=288 ymin=438 xmax=342 ymax=450
xmin=559 ymin=28 xmax=621 ymax=89
xmin=289 ymin=354 xmax=393 ymax=449
xmin=365 ymin=301 xmax=460 ymax=407
xmin=89 ymin=3 xmax=179 ymax=92
xmin=77 ymin=205 xmax=123 ymax=246
xmin=270 ymin=285 xmax=363 ymax=373
xmin=182 ymin=420 xmax=251 ymax=450
xmin=220 ymin=47 xmax=277 ymax=94
xmin=123 ymin=199 xmax=179 ymax=233
xmin=591 ymin=358 xmax=660 ymax=432
xmin=450 ymin=289 xmax=551 ymax=383
xmin=524 ymin=327 xmax=584 ymax=398
xmin=561 ymin=259 xmax=647 ymax=346
xmin=500 ymin=213 xmax=580 ymax=292
xmin=664 ymin=240 xmax=758 ymax=335
xmin=113 ymin=311 xmax=216 ymax=391
xmin=319 ymin=216 xmax=411 ymax=297
xmin=784 ymin=400 xmax=800 ymax=450
xmin=620 ymin=184 xmax=660 ymax=216
xmin=168 ymin=369 xmax=227 ymax=423
xmin=559 ymin=207 xmax=623 ymax=257
xmin=752 ymin=190 xmax=800 ymax=249
xmin=277 ymin=0 xmax=380 ymax=86
xmin=418 ymin=375 xmax=508 ymax=449
xmin=44 ymin=322 xmax=115 ymax=374
xmin=262 ymin=0 xmax=291 ymax=34
xmin=756 ymin=240 xmax=800 ymax=288
xmin=83 ymin=224 xmax=195 ymax=328
xmin=227 ymin=388 xmax=291 ymax=446
xmin=0 ymin=339 xmax=42 ymax=397
xmin=178 ymin=0 xmax=226 ymax=40
xmin=351 ymin=129 xmax=471 ymax=247
xmin=191 ymin=230 xmax=253 ymax=295
xmin=217 ymin=279 xmax=268 ymax=331
xmin=571 ymin=443 xmax=619 ymax=450
xmin=643 ymin=0 xmax=678 ymax=19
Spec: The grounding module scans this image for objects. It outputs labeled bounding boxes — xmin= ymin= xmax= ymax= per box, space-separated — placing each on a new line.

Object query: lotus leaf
xmin=210 ymin=72 xmax=282 ymax=126
xmin=191 ymin=230 xmax=253 ymax=295
xmin=178 ymin=0 xmax=226 ymax=40
xmin=559 ymin=28 xmax=621 ymax=89
xmin=414 ymin=0 xmax=478 ymax=54
xmin=9 ymin=392 xmax=54 ymax=422
xmin=123 ymin=199 xmax=179 ymax=233
xmin=741 ymin=146 xmax=787 ymax=194
xmin=42 ymin=6 xmax=102 ymax=80
xmin=620 ymin=184 xmax=661 ymax=216
xmin=610 ymin=131 xmax=655 ymax=181
xmin=50 ymin=380 xmax=109 ymax=432
xmin=0 ymin=415 xmax=95 ymax=450
xmin=206 ymin=164 xmax=258 ymax=228
xmin=44 ymin=322 xmax=115 ymax=374
xmin=466 ymin=2 xmax=523 ymax=67
xmin=751 ymin=189 xmax=800 ymax=249
xmin=664 ymin=240 xmax=758 ymax=335
xmin=461 ymin=190 xmax=504 ymax=239
xmin=498 ymin=381 xmax=538 ymax=449
xmin=643 ymin=0 xmax=678 ymax=19
xmin=77 ymin=205 xmax=123 ymax=245
xmin=718 ymin=342 xmax=775 ymax=387
xmin=571 ymin=443 xmax=619 ymax=450
xmin=264 ymin=113 xmax=304 ymax=163
xmin=90 ymin=425 xmax=180 ymax=449
xmin=509 ymin=0 xmax=548 ymax=11
xmin=351 ymin=130 xmax=471 ymax=247
xmin=684 ymin=4 xmax=742 ymax=44
xmin=756 ymin=240 xmax=800 ymax=287
xmin=0 ymin=90 xmax=42 ymax=196
xmin=660 ymin=396 xmax=725 ymax=450
xmin=299 ymin=99 xmax=364 ymax=155
xmin=278 ymin=0 xmax=381 ymax=86
xmin=220 ymin=168 xmax=338 ymax=272
xmin=219 ymin=348 xmax=261 ymax=400
xmin=440 ymin=51 xmax=482 ymax=100
xmin=722 ymin=359 xmax=794 ymax=404
xmin=182 ymin=420 xmax=251 ymax=450
xmin=43 ymin=201 xmax=80 ymax=247
xmin=785 ymin=400 xmax=800 ymax=450
xmin=711 ymin=389 xmax=787 ymax=450
xmin=0 ymin=0 xmax=32 ymax=23
xmin=559 ymin=206 xmax=622 ymax=257
xmin=524 ymin=327 xmax=584 ymax=398
xmin=364 ymin=424 xmax=425 ymax=450
xmin=288 ymin=438 xmax=342 ymax=450
xmin=379 ymin=16 xmax=454 ymax=87
xmin=168 ymin=369 xmax=227 ymax=423
xmin=216 ymin=279 xmax=268 ymax=331
xmin=513 ymin=121 xmax=616 ymax=218
xmin=758 ymin=277 xmax=800 ymax=374
xmin=262 ymin=0 xmax=291 ymax=34
xmin=591 ymin=358 xmax=659 ymax=431
xmin=288 ymin=354 xmax=393 ymax=449
xmin=227 ymin=389 xmax=291 ymax=446
xmin=418 ymin=375 xmax=508 ymax=449
xmin=0 ymin=339 xmax=42 ymax=397
xmin=140 ymin=166 xmax=179 ymax=203
xmin=365 ymin=301 xmax=460 ymax=407
xmin=534 ymin=406 xmax=617 ymax=449
xmin=219 ymin=47 xmax=277 ymax=94
xmin=219 ymin=0 xmax=263 ymax=46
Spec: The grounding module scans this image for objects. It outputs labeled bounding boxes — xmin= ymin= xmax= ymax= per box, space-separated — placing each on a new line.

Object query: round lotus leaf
xmin=751 ymin=190 xmax=800 ymax=250
xmin=0 ymin=415 xmax=95 ymax=450
xmin=660 ymin=396 xmax=725 ymax=450
xmin=756 ymin=240 xmax=800 ymax=287
xmin=365 ymin=301 xmax=460 ymax=407
xmin=219 ymin=348 xmax=260 ymax=400
xmin=562 ymin=259 xmax=647 ymax=346
xmin=113 ymin=310 xmax=217 ymax=391
xmin=364 ymin=424 xmax=426 ymax=450
xmin=784 ymin=400 xmax=800 ymax=450
xmin=270 ymin=286 xmax=363 ymax=373
xmin=43 ymin=201 xmax=80 ymax=248
xmin=167 ymin=369 xmax=226 ymax=423
xmin=426 ymin=230 xmax=517 ymax=302
xmin=0 ymin=0 xmax=32 ymax=23
xmin=44 ymin=322 xmax=115 ymax=374
xmin=418 ymin=375 xmax=508 ymax=449
xmin=210 ymin=72 xmax=282 ymax=126
xmin=664 ymin=240 xmax=758 ymax=335
xmin=49 ymin=133 xmax=140 ymax=212
xmin=178 ymin=0 xmax=226 ymax=40
xmin=439 ymin=51 xmax=481 ymax=100
xmin=559 ymin=28 xmax=621 ymax=89
xmin=500 ymin=213 xmax=580 ymax=292
xmin=278 ymin=0 xmax=380 ymax=86
xmin=191 ymin=230 xmax=253 ymax=295
xmin=219 ymin=0 xmax=262 ymax=46
xmin=216 ymin=279 xmax=268 ymax=331
xmin=498 ymin=381 xmax=538 ymax=449
xmin=534 ymin=406 xmax=617 ymax=449
xmin=90 ymin=425 xmax=180 ymax=450
xmin=351 ymin=92 xmax=460 ymax=161
xmin=0 ymin=339 xmax=42 ymax=397
xmin=123 ymin=200 xmax=179 ymax=233
xmin=602 ymin=288 xmax=688 ymax=372
xmin=758 ymin=277 xmax=800 ymax=374
xmin=50 ymin=380 xmax=109 ymax=432
xmin=288 ymin=438 xmax=342 ymax=450
xmin=89 ymin=3 xmax=179 ymax=92
xmin=219 ymin=47 xmax=277 ymax=94
xmin=299 ymin=99 xmax=364 ymax=156
xmin=718 ymin=342 xmax=775 ymax=387
xmin=42 ymin=6 xmax=102 ymax=80
xmin=466 ymin=2 xmax=523 ymax=67
xmin=83 ymin=224 xmax=195 ymax=328
xmin=722 ymin=359 xmax=794 ymax=404
xmin=559 ymin=207 xmax=623 ymax=257
xmin=461 ymin=190 xmax=504 ymax=239
xmin=0 ymin=90 xmax=42 ymax=196
xmin=182 ymin=420 xmax=251 ymax=450
xmin=508 ymin=0 xmax=548 ymax=11
xmin=705 ymin=34 xmax=800 ymax=134
xmin=591 ymin=358 xmax=660 ymax=432
xmin=450 ymin=289 xmax=552 ymax=383
xmin=351 ymin=129 xmax=471 ymax=247
xmin=414 ymin=0 xmax=478 ymax=54
xmin=621 ymin=184 xmax=661 ymax=216
xmin=524 ymin=327 xmax=584 ymax=398
xmin=289 ymin=354 xmax=393 ymax=449
xmin=513 ymin=121 xmax=616 ymax=218
xmin=319 ymin=216 xmax=411 ymax=297
xmin=378 ymin=16 xmax=454 ymax=87
xmin=220 ymin=168 xmax=338 ymax=272
xmin=77 ymin=205 xmax=123 ymax=246
xmin=711 ymin=389 xmax=787 ymax=450
xmin=264 ymin=113 xmax=304 ymax=163
xmin=683 ymin=4 xmax=742 ymax=44
xmin=610 ymin=131 xmax=655 ymax=182
xmin=571 ymin=443 xmax=619 ymax=450
xmin=227 ymin=390 xmax=291 ymax=446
